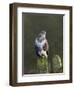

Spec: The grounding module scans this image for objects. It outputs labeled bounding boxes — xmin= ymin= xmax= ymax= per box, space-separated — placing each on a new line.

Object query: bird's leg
xmin=41 ymin=50 xmax=48 ymax=58
xmin=38 ymin=51 xmax=42 ymax=57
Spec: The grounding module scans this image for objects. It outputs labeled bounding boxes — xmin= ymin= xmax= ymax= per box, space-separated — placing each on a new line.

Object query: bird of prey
xmin=35 ymin=31 xmax=49 ymax=58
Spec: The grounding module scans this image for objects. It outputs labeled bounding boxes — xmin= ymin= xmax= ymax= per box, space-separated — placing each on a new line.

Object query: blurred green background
xmin=22 ymin=13 xmax=63 ymax=74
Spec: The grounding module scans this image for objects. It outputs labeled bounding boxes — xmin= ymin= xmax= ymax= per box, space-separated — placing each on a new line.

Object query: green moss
xmin=37 ymin=57 xmax=48 ymax=73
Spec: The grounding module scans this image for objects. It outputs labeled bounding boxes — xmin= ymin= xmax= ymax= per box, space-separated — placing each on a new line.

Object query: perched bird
xmin=35 ymin=31 xmax=49 ymax=58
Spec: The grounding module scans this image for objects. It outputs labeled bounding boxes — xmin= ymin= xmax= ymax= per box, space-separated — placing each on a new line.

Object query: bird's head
xmin=38 ymin=31 xmax=46 ymax=42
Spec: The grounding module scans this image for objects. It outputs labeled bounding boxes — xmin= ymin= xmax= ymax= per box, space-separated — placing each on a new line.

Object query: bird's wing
xmin=43 ymin=40 xmax=49 ymax=51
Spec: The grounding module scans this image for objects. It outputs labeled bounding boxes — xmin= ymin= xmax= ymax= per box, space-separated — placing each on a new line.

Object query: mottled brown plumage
xmin=43 ymin=40 xmax=49 ymax=51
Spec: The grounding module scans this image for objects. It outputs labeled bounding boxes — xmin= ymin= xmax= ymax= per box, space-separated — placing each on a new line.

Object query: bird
xmin=35 ymin=31 xmax=49 ymax=58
